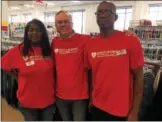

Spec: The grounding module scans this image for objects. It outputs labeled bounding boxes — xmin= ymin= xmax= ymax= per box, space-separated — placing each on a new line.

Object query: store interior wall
xmin=0 ymin=1 xmax=1 ymax=43
xmin=6 ymin=0 xmax=162 ymax=34
xmin=133 ymin=1 xmax=162 ymax=23
xmin=2 ymin=1 xmax=9 ymax=36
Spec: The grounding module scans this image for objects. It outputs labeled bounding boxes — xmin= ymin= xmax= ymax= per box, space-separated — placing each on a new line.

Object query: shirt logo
xmin=55 ymin=49 xmax=59 ymax=54
xmin=91 ymin=49 xmax=127 ymax=58
xmin=54 ymin=48 xmax=78 ymax=54
xmin=23 ymin=56 xmax=51 ymax=61
xmin=91 ymin=52 xmax=97 ymax=58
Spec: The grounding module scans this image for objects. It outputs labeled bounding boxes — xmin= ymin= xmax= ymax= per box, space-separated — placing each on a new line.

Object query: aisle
xmin=1 ymin=98 xmax=24 ymax=121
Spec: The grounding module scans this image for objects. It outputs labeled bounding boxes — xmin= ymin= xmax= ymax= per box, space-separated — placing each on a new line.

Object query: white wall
xmin=8 ymin=1 xmax=162 ymax=34
xmin=134 ymin=1 xmax=162 ymax=20
xmin=62 ymin=3 xmax=99 ymax=34
xmin=133 ymin=1 xmax=162 ymax=25
xmin=2 ymin=1 xmax=8 ymax=21
xmin=2 ymin=1 xmax=9 ymax=36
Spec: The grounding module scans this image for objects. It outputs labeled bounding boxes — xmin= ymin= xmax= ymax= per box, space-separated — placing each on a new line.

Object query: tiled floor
xmin=1 ymin=98 xmax=24 ymax=121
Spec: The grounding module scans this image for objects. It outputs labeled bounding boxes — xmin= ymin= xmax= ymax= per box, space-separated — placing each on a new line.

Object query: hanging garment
xmin=1 ymin=70 xmax=5 ymax=97
xmin=153 ymin=69 xmax=162 ymax=92
xmin=1 ymin=50 xmax=18 ymax=108
xmin=138 ymin=72 xmax=155 ymax=120
xmin=1 ymin=70 xmax=18 ymax=109
xmin=144 ymin=69 xmax=162 ymax=120
xmin=1 ymin=50 xmax=9 ymax=98
xmin=9 ymin=77 xmax=18 ymax=108
xmin=5 ymin=72 xmax=12 ymax=105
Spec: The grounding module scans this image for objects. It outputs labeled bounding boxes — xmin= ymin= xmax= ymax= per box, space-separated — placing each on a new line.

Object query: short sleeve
xmin=1 ymin=47 xmax=18 ymax=71
xmin=129 ymin=37 xmax=144 ymax=69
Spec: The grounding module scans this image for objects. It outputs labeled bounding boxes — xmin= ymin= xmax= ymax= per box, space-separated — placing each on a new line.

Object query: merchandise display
xmin=129 ymin=26 xmax=162 ymax=63
xmin=2 ymin=22 xmax=56 ymax=51
xmin=1 ymin=36 xmax=22 ymax=51
xmin=129 ymin=20 xmax=152 ymax=27
xmin=7 ymin=22 xmax=56 ymax=44
xmin=143 ymin=44 xmax=162 ymax=61
xmin=9 ymin=22 xmax=26 ymax=39
xmin=129 ymin=26 xmax=162 ymax=41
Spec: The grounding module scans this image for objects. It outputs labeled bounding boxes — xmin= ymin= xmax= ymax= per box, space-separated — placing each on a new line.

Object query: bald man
xmin=51 ymin=9 xmax=139 ymax=121
xmin=84 ymin=1 xmax=144 ymax=121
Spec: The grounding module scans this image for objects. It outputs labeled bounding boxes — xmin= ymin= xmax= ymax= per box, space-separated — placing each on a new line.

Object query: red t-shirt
xmin=1 ymin=44 xmax=55 ymax=108
xmin=51 ymin=33 xmax=91 ymax=99
xmin=85 ymin=31 xmax=144 ymax=117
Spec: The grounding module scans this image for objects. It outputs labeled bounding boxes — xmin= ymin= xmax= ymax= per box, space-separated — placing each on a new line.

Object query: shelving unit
xmin=129 ymin=26 xmax=162 ymax=41
xmin=7 ymin=22 xmax=56 ymax=43
xmin=129 ymin=26 xmax=162 ymax=63
xmin=9 ymin=22 xmax=26 ymax=40
xmin=1 ymin=36 xmax=22 ymax=51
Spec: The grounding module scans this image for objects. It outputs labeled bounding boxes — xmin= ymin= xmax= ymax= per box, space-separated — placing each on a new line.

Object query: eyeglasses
xmin=95 ymin=9 xmax=116 ymax=16
xmin=56 ymin=20 xmax=72 ymax=25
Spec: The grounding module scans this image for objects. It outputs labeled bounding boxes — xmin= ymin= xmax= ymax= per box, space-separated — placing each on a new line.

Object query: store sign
xmin=2 ymin=20 xmax=8 ymax=31
xmin=2 ymin=26 xmax=8 ymax=31
xmin=33 ymin=0 xmax=46 ymax=6
xmin=35 ymin=0 xmax=44 ymax=3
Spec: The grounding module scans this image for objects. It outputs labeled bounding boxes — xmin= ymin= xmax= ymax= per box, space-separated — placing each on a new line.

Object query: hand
xmin=124 ymin=30 xmax=141 ymax=41
xmin=124 ymin=30 xmax=137 ymax=37
xmin=11 ymin=69 xmax=18 ymax=80
xmin=88 ymin=102 xmax=92 ymax=113
xmin=127 ymin=110 xmax=138 ymax=121
xmin=88 ymin=102 xmax=92 ymax=108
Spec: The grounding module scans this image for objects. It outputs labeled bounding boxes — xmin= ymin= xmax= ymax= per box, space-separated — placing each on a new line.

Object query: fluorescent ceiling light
xmin=24 ymin=4 xmax=34 ymax=8
xmin=10 ymin=7 xmax=21 ymax=10
xmin=72 ymin=1 xmax=81 ymax=3
xmin=46 ymin=2 xmax=55 ymax=6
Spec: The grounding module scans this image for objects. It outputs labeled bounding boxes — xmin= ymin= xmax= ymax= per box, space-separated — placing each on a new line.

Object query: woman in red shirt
xmin=1 ymin=19 xmax=55 ymax=121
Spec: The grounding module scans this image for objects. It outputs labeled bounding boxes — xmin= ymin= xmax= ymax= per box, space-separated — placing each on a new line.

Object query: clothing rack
xmin=142 ymin=61 xmax=162 ymax=120
xmin=138 ymin=60 xmax=162 ymax=120
xmin=1 ymin=50 xmax=18 ymax=108
xmin=145 ymin=60 xmax=162 ymax=76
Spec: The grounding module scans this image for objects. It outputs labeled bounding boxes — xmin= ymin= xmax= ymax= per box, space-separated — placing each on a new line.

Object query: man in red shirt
xmin=85 ymin=1 xmax=144 ymax=121
xmin=52 ymin=10 xmax=139 ymax=121
xmin=51 ymin=11 xmax=90 ymax=121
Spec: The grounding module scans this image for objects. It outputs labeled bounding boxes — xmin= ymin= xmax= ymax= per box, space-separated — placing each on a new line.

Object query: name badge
xmin=26 ymin=60 xmax=35 ymax=66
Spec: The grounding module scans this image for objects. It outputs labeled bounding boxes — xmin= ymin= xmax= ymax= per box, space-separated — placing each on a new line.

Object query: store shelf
xmin=134 ymin=26 xmax=162 ymax=63
xmin=2 ymin=40 xmax=21 ymax=44
xmin=134 ymin=26 xmax=162 ymax=28
xmin=145 ymin=60 xmax=162 ymax=67
xmin=144 ymin=54 xmax=162 ymax=56
xmin=141 ymin=40 xmax=162 ymax=45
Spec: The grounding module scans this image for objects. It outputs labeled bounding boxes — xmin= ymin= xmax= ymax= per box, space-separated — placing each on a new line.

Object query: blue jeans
xmin=56 ymin=98 xmax=88 ymax=121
